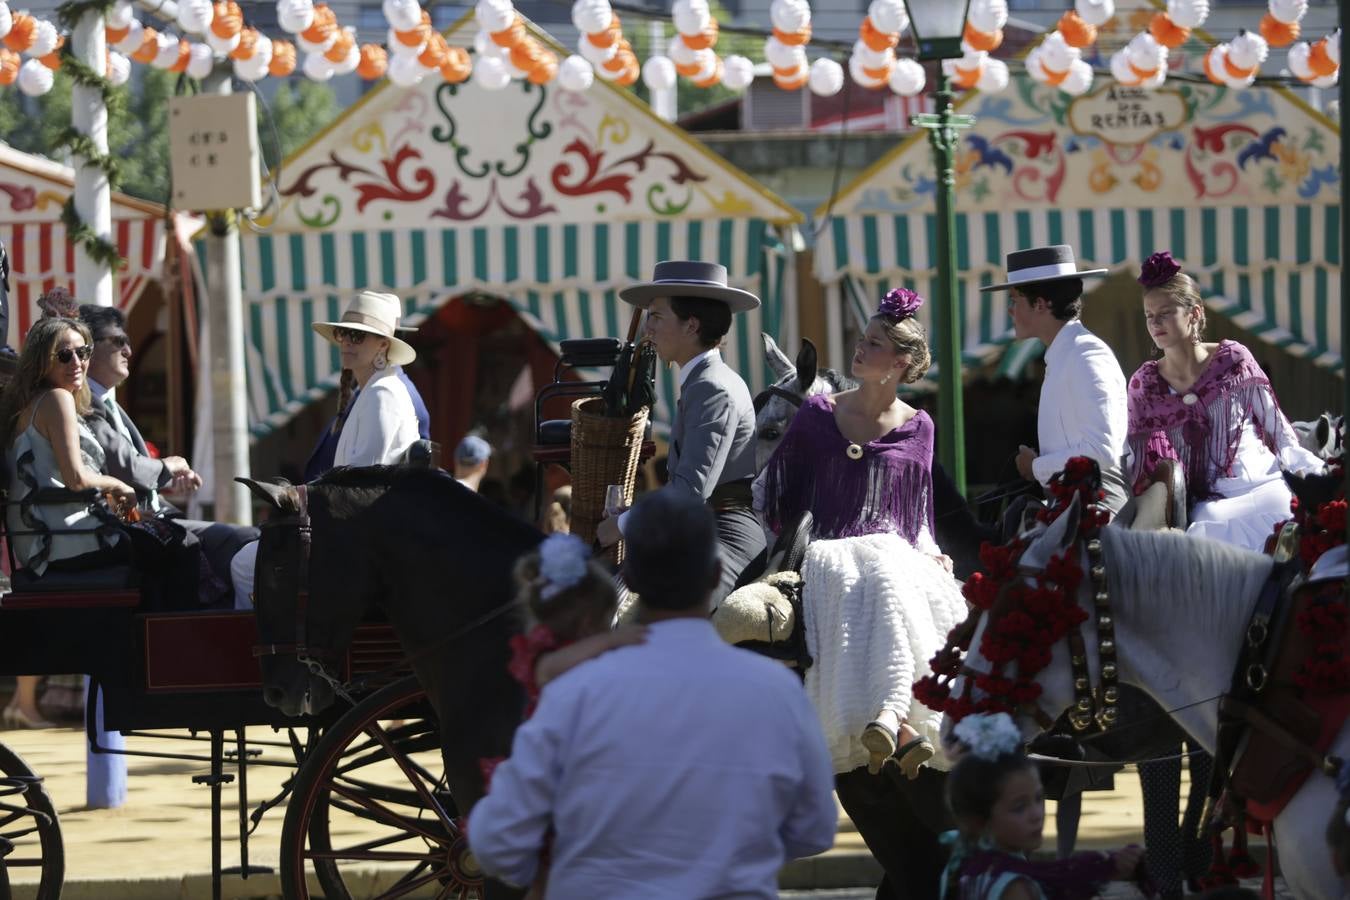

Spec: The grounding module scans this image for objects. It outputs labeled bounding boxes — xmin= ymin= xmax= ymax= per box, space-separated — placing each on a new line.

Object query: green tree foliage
xmin=259 ymin=78 xmax=340 ymax=164
xmin=0 ymin=69 xmax=338 ymax=204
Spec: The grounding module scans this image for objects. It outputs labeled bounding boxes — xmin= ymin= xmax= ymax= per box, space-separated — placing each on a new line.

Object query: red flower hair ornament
xmin=1138 ymin=251 xmax=1182 ymax=289
xmin=878 ymin=287 xmax=923 ymax=320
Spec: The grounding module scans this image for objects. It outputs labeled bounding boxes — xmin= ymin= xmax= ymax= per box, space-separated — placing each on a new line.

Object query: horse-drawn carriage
xmin=0 ymin=330 xmax=658 ymax=900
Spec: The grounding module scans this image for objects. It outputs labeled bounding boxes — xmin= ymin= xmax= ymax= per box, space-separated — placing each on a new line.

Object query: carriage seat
xmin=0 ymin=485 xmax=140 ymax=606
xmin=536 ymin=418 xmax=654 ymax=447
xmin=1114 ymin=459 xmax=1187 ymax=532
xmin=8 ymin=564 xmax=137 ymax=595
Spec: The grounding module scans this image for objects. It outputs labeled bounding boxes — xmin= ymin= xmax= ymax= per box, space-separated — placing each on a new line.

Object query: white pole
xmin=648 ymin=19 xmax=676 ymax=123
xmin=71 ymin=9 xmax=113 ymax=307
xmin=202 ymin=66 xmax=252 ymax=525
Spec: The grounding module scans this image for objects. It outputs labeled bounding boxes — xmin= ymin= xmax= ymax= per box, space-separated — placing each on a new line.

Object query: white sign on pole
xmin=168 ymin=93 xmax=261 ymax=211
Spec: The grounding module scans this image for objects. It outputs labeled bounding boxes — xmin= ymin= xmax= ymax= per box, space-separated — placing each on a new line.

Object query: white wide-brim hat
xmin=312 ymin=290 xmax=417 ymax=367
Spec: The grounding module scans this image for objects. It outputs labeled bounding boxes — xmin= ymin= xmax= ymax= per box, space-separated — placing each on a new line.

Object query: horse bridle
xmin=957 ymin=531 xmax=1122 ymax=736
xmin=251 ymin=484 xmax=317 ymax=662
xmin=752 ymin=385 xmax=805 ymax=416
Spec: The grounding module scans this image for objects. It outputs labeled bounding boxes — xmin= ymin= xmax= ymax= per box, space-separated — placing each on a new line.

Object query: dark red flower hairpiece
xmin=36 ymin=287 xmax=78 ymax=321
xmin=878 ymin=287 xmax=923 ymax=320
xmin=1138 ymin=251 xmax=1181 ymax=289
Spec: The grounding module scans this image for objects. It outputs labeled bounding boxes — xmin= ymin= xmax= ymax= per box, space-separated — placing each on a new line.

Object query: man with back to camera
xmin=469 ymin=490 xmax=838 ymax=899
xmin=78 ymin=304 xmax=258 ymax=603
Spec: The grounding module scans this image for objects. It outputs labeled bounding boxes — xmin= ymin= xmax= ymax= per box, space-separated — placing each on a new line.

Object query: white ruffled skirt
xmin=801 ymin=532 xmax=968 ymax=775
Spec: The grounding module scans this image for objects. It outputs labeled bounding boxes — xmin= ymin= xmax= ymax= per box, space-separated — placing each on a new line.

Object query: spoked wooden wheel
xmin=280 ymin=676 xmax=483 ymax=900
xmin=0 ymin=742 xmax=63 ymax=900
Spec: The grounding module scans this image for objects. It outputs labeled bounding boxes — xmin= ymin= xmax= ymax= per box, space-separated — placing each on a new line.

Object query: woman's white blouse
xmin=333 ymin=366 xmax=419 ymax=467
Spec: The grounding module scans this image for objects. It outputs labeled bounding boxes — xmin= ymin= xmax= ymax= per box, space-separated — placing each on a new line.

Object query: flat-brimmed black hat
xmin=979 ymin=245 xmax=1108 ymax=293
xmin=619 ymin=260 xmax=761 ymax=313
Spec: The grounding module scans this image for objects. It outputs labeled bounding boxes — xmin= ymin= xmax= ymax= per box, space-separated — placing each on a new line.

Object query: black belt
xmin=708 ymin=479 xmax=753 ymax=512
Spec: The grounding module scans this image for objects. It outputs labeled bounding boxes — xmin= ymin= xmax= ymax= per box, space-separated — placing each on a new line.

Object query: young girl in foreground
xmin=941 ymin=713 xmax=1146 ymax=900
xmin=479 ymin=533 xmax=645 ymax=899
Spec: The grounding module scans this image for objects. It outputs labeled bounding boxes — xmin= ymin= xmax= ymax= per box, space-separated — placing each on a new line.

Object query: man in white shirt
xmin=981 ymin=245 xmax=1130 ymax=514
xmin=469 ymin=491 xmax=838 ymax=899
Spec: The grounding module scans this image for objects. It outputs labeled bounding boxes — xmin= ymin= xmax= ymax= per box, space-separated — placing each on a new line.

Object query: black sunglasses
xmin=332 ymin=326 xmax=368 ymax=345
xmin=55 ymin=346 xmax=93 ymax=364
xmin=98 ymin=334 xmax=131 ymax=350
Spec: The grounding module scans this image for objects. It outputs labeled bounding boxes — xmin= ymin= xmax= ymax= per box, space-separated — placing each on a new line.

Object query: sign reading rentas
xmin=1067 ymin=84 xmax=1189 ymax=146
xmin=168 ymin=93 xmax=261 ymax=212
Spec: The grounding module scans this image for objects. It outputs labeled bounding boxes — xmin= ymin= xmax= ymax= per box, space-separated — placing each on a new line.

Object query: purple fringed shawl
xmin=1127 ymin=340 xmax=1285 ymax=502
xmin=761 ymin=394 xmax=936 ymax=544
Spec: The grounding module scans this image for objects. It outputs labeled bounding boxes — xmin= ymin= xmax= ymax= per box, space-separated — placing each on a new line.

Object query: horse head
xmin=755 ymin=335 xmax=852 ymax=473
xmin=237 ymin=476 xmax=337 ymax=718
xmin=931 ymin=462 xmax=1273 ymax=758
xmin=1292 ymin=412 xmax=1345 ymax=461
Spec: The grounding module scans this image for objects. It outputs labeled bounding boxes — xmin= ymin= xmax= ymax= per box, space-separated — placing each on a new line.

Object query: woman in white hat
xmin=311 ymin=290 xmax=420 ymax=468
xmin=230 ymin=291 xmax=420 ymax=609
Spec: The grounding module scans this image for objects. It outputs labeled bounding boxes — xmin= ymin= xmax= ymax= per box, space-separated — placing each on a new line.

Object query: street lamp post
xmin=905 ymin=0 xmax=974 ymax=496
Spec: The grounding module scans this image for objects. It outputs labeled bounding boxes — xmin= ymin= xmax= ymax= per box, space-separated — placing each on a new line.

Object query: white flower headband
xmin=951 ymin=712 xmax=1024 ymax=761
xmin=536 ymin=533 xmax=591 ymax=602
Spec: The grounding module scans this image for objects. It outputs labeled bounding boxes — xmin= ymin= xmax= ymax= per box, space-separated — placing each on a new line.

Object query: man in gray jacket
xmin=596 ymin=261 xmax=765 ymax=608
xmin=79 ymin=304 xmax=258 ymax=605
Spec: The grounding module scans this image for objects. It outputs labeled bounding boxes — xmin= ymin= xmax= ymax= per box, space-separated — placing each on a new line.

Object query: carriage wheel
xmin=0 ymin=742 xmax=63 ymax=900
xmin=280 ymin=676 xmax=483 ymax=900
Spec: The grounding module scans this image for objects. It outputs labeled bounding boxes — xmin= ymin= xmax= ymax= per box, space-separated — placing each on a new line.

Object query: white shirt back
xmin=468 ymin=618 xmax=838 ymax=899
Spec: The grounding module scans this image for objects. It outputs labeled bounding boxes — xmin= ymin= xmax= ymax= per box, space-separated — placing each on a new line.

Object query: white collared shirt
xmin=679 ymin=347 xmax=720 ymax=390
xmin=1031 ymin=319 xmax=1129 ymax=489
xmin=89 ymin=378 xmax=111 ymax=405
xmin=467 ymin=619 xmax=837 ymax=898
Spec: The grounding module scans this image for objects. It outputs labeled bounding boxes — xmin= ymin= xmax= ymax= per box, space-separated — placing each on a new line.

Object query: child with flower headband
xmin=474 ymin=533 xmax=646 ymax=899
xmin=507 ymin=532 xmax=646 ymax=715
xmin=941 ymin=712 xmax=1146 ymax=900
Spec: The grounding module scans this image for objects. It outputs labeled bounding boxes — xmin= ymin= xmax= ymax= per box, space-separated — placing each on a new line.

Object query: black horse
xmin=241 ymin=466 xmax=542 ymax=899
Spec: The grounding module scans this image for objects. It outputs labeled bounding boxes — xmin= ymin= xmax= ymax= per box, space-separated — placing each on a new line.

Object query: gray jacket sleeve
xmin=84 ymin=410 xmax=172 ymax=492
xmin=666 ymin=378 xmax=735 ymax=501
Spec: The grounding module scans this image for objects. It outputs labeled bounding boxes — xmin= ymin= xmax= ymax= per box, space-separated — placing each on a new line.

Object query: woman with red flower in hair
xmin=1127 ymin=251 xmax=1325 ymax=551
xmin=756 ymin=287 xmax=970 ymax=898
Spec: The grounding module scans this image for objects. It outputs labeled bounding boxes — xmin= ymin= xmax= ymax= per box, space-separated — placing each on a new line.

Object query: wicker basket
xmin=569 ymin=397 xmax=648 ymax=561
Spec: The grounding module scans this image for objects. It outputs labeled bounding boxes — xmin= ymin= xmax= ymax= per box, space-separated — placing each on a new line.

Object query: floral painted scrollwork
xmin=551 ymin=137 xmax=708 ymax=214
xmin=0 ymin=182 xmax=36 ymax=212
xmin=432 ymin=81 xmax=552 ymax=180
xmin=297 ymin=195 xmax=342 ymax=229
xmin=431 ymin=176 xmax=559 ymax=221
xmin=352 ymin=145 xmax=435 ymax=212
xmin=280 ymin=145 xmax=435 ymax=217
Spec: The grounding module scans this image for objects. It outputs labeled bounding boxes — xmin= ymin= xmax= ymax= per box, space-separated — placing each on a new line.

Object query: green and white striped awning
xmin=230 ymin=218 xmax=791 ymax=438
xmin=817 ymin=203 xmax=1342 ymax=375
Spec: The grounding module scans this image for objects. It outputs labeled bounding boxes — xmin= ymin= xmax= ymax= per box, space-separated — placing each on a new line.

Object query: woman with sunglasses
xmin=314 ymin=291 xmax=420 ymax=469
xmin=230 ymin=291 xmax=420 ymax=610
xmin=0 ymin=318 xmax=137 ymax=729
xmin=0 ymin=317 xmax=137 ymax=572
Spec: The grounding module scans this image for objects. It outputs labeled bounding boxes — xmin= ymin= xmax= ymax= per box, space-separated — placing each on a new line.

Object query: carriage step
xmin=190 ymin=773 xmax=235 ymax=786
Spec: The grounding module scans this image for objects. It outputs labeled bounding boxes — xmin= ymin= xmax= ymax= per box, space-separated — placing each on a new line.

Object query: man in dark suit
xmin=78 ymin=304 xmax=258 ymax=605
